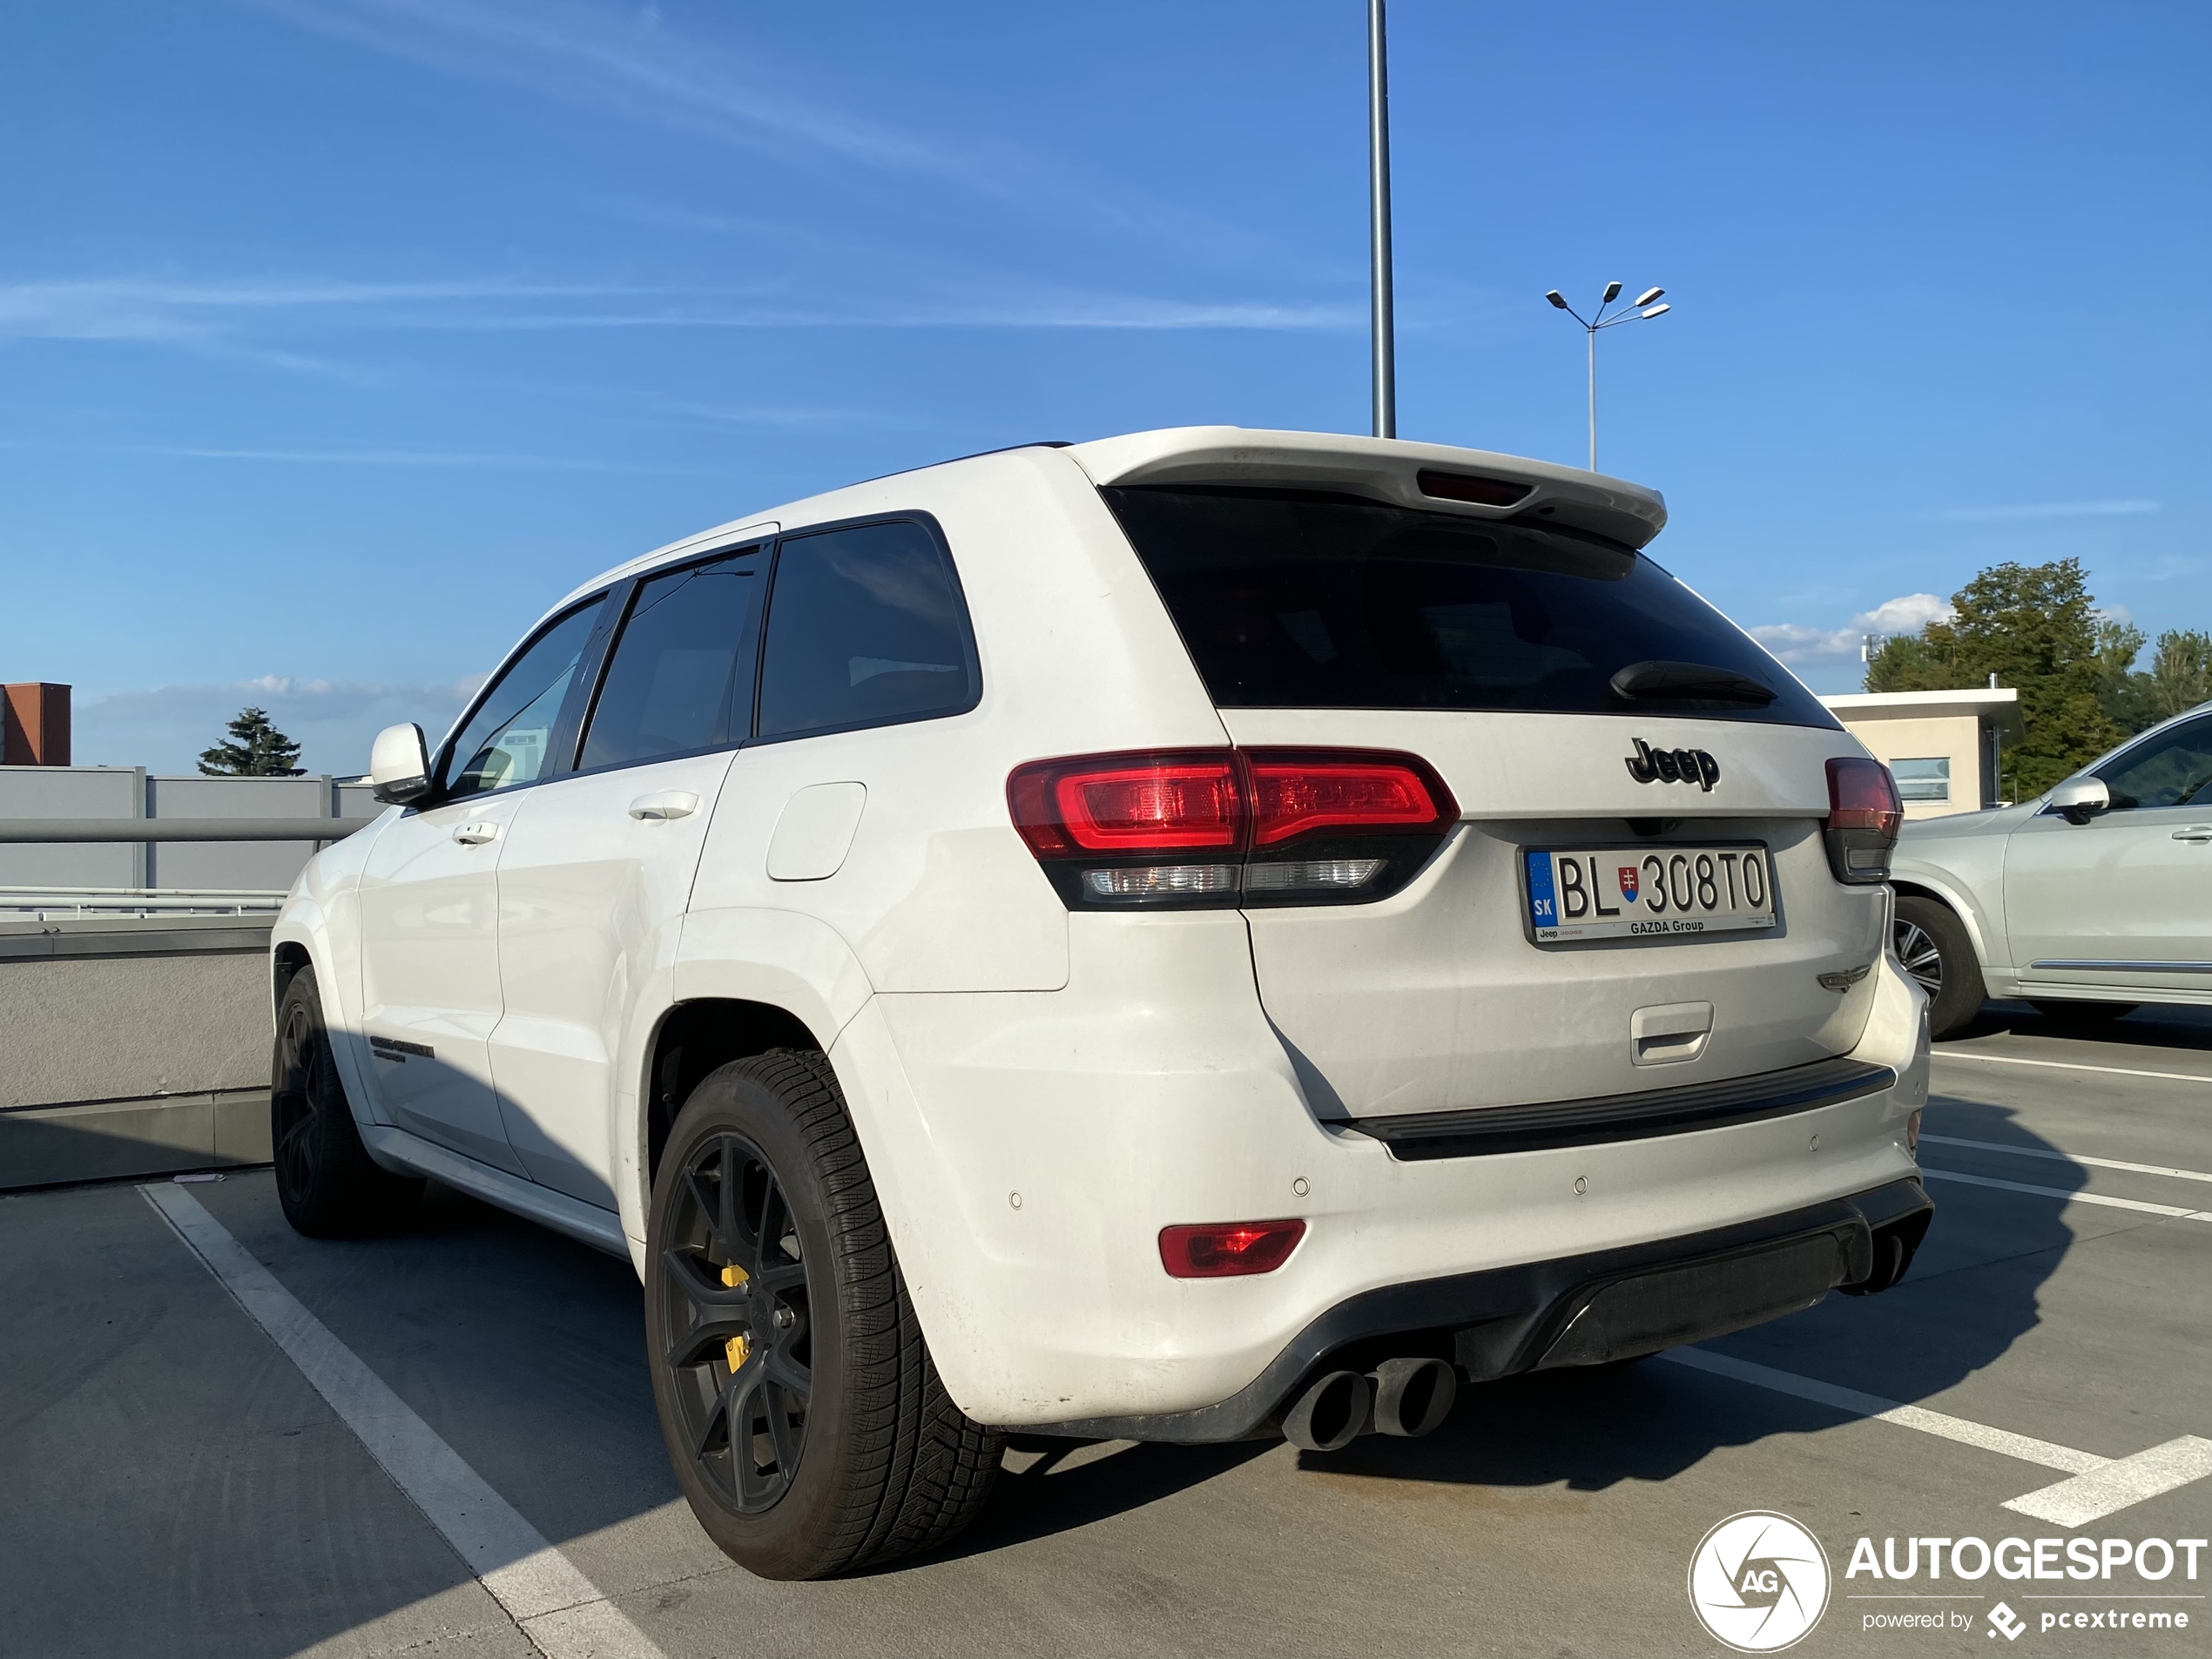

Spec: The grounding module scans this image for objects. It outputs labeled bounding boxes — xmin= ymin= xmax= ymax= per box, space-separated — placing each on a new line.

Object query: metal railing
xmin=0 ymin=884 xmax=287 ymax=919
xmin=0 ymin=818 xmax=376 ymax=842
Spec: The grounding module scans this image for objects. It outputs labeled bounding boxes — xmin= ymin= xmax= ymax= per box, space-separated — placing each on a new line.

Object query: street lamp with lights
xmin=1544 ymin=282 xmax=1670 ymax=471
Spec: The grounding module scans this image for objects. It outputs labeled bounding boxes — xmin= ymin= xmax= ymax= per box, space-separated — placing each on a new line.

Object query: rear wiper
xmin=1609 ymin=659 xmax=1778 ymax=705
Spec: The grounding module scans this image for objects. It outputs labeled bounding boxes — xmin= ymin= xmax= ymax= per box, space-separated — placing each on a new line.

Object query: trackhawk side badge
xmin=1626 ymin=738 xmax=1721 ymax=792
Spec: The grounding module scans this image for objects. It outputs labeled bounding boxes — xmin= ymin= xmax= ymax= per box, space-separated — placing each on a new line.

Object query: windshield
xmin=1103 ymin=485 xmax=1836 ymax=729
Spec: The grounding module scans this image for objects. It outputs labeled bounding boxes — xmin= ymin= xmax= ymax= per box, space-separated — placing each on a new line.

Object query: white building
xmin=1819 ymin=687 xmax=2024 ymax=819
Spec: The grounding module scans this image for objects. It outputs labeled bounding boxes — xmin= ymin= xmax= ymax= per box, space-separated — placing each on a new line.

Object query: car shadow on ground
xmin=40 ymin=1067 xmax=2082 ymax=1642
xmin=1960 ymin=998 xmax=2212 ymax=1051
xmin=195 ymin=1172 xmax=1292 ymax=1578
xmin=247 ymin=1089 xmax=2081 ymax=1547
xmin=908 ymin=1435 xmax=1278 ymax=1568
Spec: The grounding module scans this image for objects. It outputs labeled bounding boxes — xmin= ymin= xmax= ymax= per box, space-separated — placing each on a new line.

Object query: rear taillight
xmin=1247 ymin=754 xmax=1448 ymax=845
xmin=1159 ymin=1218 xmax=1306 ymax=1278
xmin=1824 ymin=756 xmax=1902 ymax=885
xmin=1007 ymin=748 xmax=1457 ymax=909
xmin=1008 ymin=752 xmax=1243 ymax=853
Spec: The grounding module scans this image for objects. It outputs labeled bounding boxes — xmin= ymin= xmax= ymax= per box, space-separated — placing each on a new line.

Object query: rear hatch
xmin=1084 ymin=443 xmax=1884 ymax=1119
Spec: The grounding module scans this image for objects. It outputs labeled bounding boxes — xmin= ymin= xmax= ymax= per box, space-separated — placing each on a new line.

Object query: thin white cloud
xmin=0 ymin=270 xmax=1350 ymax=361
xmin=400 ymin=298 xmax=1359 ymax=333
xmin=125 ymin=443 xmax=724 ymax=475
xmin=1856 ymin=593 xmax=1953 ymax=634
xmin=1935 ymin=500 xmax=2160 ymax=522
xmin=244 ymin=0 xmax=997 ymax=186
xmin=1746 ymin=623 xmax=1858 ymax=664
xmin=72 ymin=675 xmax=479 ymax=775
xmin=0 ymin=274 xmax=641 ymax=337
xmin=240 ymin=0 xmax=1243 ymax=249
xmin=1750 ymin=593 xmax=1954 ymax=664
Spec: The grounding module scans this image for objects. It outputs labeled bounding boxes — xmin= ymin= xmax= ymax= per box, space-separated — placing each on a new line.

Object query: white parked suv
xmin=1889 ymin=705 xmax=2212 ymax=1037
xmin=269 ymin=428 xmax=1933 ymax=1578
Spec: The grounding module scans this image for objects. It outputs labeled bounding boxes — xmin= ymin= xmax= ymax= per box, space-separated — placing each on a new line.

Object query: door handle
xmin=451 ymin=822 xmax=500 ymax=846
xmin=629 ymin=791 xmax=701 ymax=821
xmin=2175 ymin=826 xmax=2212 ymax=843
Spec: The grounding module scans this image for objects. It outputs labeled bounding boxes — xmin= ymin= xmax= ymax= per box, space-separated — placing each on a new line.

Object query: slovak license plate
xmin=1524 ymin=846 xmax=1776 ymax=941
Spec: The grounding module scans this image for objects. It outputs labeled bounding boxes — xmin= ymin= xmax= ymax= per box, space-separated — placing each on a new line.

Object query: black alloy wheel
xmin=644 ymin=1049 xmax=1001 ymax=1579
xmin=657 ymin=1132 xmax=814 ymax=1514
xmin=270 ymin=964 xmax=421 ymax=1236
xmin=272 ymin=991 xmax=327 ymax=1203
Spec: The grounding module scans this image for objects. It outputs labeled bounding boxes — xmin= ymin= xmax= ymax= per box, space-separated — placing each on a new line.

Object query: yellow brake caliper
xmin=721 ymin=1264 xmax=750 ymax=1372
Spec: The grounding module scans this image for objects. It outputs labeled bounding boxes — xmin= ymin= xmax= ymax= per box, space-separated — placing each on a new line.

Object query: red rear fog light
xmin=1158 ymin=1217 xmax=1307 ymax=1278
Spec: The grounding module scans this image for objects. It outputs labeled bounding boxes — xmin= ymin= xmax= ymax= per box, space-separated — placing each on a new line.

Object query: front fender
xmin=1888 ymin=855 xmax=2006 ymax=976
xmin=269 ymin=813 xmax=391 ymax=1136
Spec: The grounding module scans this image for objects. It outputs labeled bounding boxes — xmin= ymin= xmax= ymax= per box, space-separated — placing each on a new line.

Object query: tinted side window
xmin=756 ymin=520 xmax=978 ymax=739
xmin=578 ymin=550 xmax=765 ymax=772
xmin=443 ymin=599 xmax=604 ymax=799
xmin=2095 ymin=715 xmax=2212 ymax=809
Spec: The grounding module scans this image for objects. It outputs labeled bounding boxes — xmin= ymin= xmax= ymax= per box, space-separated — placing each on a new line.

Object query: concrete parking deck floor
xmin=4 ymin=1005 xmax=2207 ymax=1658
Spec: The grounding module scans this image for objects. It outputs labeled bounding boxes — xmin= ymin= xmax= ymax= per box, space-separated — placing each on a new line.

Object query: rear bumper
xmin=1025 ymin=1176 xmax=1932 ymax=1443
xmin=833 ymin=911 xmax=1933 ymax=1430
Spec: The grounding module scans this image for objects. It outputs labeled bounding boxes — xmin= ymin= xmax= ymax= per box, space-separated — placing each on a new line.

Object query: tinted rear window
xmin=1104 ymin=486 xmax=1834 ymax=729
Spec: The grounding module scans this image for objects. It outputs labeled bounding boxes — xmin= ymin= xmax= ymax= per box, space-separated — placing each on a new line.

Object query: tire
xmin=1892 ymin=894 xmax=1986 ymax=1040
xmin=271 ymin=965 xmax=424 ymax=1237
xmin=644 ymin=1049 xmax=1001 ymax=1580
xmin=2030 ymin=999 xmax=2138 ymax=1026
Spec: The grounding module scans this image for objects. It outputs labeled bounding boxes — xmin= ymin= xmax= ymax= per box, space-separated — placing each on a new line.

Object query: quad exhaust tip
xmin=1281 ymin=1357 xmax=1459 ymax=1450
xmin=1371 ymin=1356 xmax=1457 ymax=1439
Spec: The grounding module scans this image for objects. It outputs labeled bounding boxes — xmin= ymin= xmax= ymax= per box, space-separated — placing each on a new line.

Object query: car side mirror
xmin=2047 ymin=777 xmax=2110 ymax=826
xmin=369 ymin=723 xmax=435 ymax=805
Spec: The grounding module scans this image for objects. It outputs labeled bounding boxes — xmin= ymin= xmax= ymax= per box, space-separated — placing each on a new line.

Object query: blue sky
xmin=4 ymin=1 xmax=2207 ymax=774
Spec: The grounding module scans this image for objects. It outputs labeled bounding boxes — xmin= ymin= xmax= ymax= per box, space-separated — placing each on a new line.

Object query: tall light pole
xmin=1367 ymin=0 xmax=1394 ymax=439
xmin=1544 ymin=282 xmax=1669 ymax=470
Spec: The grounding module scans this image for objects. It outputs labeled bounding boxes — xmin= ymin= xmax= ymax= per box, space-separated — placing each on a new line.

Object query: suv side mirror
xmin=369 ymin=723 xmax=434 ymax=805
xmin=2048 ymin=776 xmax=2110 ymax=825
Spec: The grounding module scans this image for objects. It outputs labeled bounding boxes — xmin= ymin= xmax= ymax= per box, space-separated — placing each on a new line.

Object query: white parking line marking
xmin=1662 ymin=1350 xmax=2212 ymax=1526
xmin=1921 ymin=1167 xmax=2212 ymax=1223
xmin=2003 ymin=1437 xmax=2212 ymax=1527
xmin=1919 ymin=1135 xmax=2212 ymax=1185
xmin=141 ymin=1184 xmax=668 ymax=1659
xmin=1934 ymin=1049 xmax=2212 ymax=1086
xmin=1658 ymin=1348 xmax=2105 ymax=1474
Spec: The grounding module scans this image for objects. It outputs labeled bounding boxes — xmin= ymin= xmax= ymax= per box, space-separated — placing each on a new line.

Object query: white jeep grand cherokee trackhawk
xmin=269 ymin=428 xmax=1932 ymax=1578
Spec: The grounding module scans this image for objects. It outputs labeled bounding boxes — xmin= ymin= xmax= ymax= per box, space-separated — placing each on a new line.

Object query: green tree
xmin=2145 ymin=628 xmax=2212 ymax=722
xmin=2094 ymin=617 xmax=2156 ymax=736
xmin=2080 ymin=625 xmax=2211 ymax=735
xmin=1865 ymin=558 xmax=2122 ymax=799
xmin=199 ymin=706 xmax=306 ymax=777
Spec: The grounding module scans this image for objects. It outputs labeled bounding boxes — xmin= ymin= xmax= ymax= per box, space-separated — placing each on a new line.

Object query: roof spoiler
xmin=1067 ymin=426 xmax=1668 ymax=551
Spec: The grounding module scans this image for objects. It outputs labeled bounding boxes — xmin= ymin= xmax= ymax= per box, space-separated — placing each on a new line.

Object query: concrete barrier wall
xmin=0 ymin=919 xmax=275 ymax=1189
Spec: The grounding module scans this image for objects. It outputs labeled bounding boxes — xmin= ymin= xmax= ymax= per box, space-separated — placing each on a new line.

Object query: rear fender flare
xmin=640 ymin=908 xmax=877 ymax=1252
